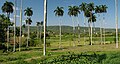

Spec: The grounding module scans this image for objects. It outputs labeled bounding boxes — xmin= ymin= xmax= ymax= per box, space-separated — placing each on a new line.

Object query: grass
xmin=0 ymin=35 xmax=120 ymax=64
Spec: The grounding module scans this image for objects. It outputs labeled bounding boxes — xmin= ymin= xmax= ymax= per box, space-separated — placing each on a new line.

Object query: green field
xmin=0 ymin=34 xmax=120 ymax=64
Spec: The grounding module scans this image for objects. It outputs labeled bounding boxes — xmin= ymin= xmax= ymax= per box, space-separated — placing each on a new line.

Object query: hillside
xmin=10 ymin=26 xmax=116 ymax=34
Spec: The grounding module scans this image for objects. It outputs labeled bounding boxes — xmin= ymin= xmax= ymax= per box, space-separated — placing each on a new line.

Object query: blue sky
xmin=0 ymin=0 xmax=119 ymax=28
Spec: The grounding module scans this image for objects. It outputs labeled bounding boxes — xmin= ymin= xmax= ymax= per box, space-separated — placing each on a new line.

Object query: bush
xmin=40 ymin=52 xmax=106 ymax=64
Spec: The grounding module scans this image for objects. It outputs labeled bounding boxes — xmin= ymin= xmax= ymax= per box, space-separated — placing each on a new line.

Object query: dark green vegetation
xmin=1 ymin=44 xmax=120 ymax=64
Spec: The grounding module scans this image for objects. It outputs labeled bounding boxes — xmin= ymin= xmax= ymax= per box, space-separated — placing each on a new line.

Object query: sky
xmin=0 ymin=0 xmax=120 ymax=28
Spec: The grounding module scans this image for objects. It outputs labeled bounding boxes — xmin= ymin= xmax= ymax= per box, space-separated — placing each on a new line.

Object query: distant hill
xmin=10 ymin=26 xmax=117 ymax=34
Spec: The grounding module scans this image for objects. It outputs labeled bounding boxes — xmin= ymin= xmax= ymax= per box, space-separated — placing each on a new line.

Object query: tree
xmin=79 ymin=2 xmax=87 ymax=45
xmin=54 ymin=6 xmax=64 ymax=48
xmin=101 ymin=5 xmax=108 ymax=44
xmin=115 ymin=0 xmax=118 ymax=48
xmin=36 ymin=22 xmax=40 ymax=39
xmin=87 ymin=2 xmax=94 ymax=45
xmin=1 ymin=1 xmax=14 ymax=51
xmin=24 ymin=7 xmax=33 ymax=47
xmin=0 ymin=14 xmax=13 ymax=52
xmin=22 ymin=24 xmax=25 ymax=36
xmin=95 ymin=5 xmax=103 ymax=44
xmin=25 ymin=18 xmax=32 ymax=47
xmin=68 ymin=6 xmax=80 ymax=46
xmin=43 ymin=0 xmax=47 ymax=56
xmin=19 ymin=0 xmax=23 ymax=51
xmin=0 ymin=14 xmax=12 ymax=42
xmin=1 ymin=1 xmax=14 ymax=19
xmin=40 ymin=21 xmax=43 ymax=39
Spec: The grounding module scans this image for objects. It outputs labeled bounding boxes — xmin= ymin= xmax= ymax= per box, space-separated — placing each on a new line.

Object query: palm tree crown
xmin=101 ymin=5 xmax=108 ymax=13
xmin=24 ymin=7 xmax=33 ymax=17
xmin=1 ymin=1 xmax=14 ymax=19
xmin=1 ymin=1 xmax=14 ymax=14
xmin=25 ymin=18 xmax=32 ymax=25
xmin=95 ymin=5 xmax=102 ymax=13
xmin=87 ymin=3 xmax=94 ymax=12
xmin=79 ymin=2 xmax=87 ymax=12
xmin=40 ymin=21 xmax=43 ymax=26
xmin=68 ymin=6 xmax=80 ymax=17
xmin=36 ymin=22 xmax=40 ymax=26
xmin=88 ymin=13 xmax=96 ymax=23
xmin=54 ymin=6 xmax=64 ymax=17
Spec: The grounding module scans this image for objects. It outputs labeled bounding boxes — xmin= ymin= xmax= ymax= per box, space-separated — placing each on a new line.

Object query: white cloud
xmin=13 ymin=6 xmax=19 ymax=11
xmin=16 ymin=15 xmax=20 ymax=18
xmin=10 ymin=18 xmax=14 ymax=22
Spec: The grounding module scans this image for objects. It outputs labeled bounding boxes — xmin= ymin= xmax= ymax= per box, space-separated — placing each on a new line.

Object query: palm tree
xmin=54 ymin=6 xmax=64 ymax=48
xmin=22 ymin=24 xmax=25 ymax=36
xmin=19 ymin=0 xmax=23 ymax=51
xmin=40 ymin=21 xmax=43 ymax=39
xmin=25 ymin=18 xmax=32 ymax=47
xmin=68 ymin=6 xmax=80 ymax=46
xmin=79 ymin=2 xmax=87 ymax=45
xmin=43 ymin=0 xmax=47 ymax=56
xmin=1 ymin=1 xmax=14 ymax=19
xmin=95 ymin=5 xmax=103 ymax=44
xmin=36 ymin=22 xmax=40 ymax=39
xmin=115 ymin=0 xmax=118 ymax=48
xmin=1 ymin=1 xmax=14 ymax=51
xmin=87 ymin=2 xmax=94 ymax=45
xmin=88 ymin=14 xmax=96 ymax=26
xmin=101 ymin=5 xmax=107 ymax=44
xmin=24 ymin=7 xmax=33 ymax=47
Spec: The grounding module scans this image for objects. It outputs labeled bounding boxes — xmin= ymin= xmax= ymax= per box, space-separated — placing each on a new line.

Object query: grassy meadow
xmin=0 ymin=31 xmax=120 ymax=64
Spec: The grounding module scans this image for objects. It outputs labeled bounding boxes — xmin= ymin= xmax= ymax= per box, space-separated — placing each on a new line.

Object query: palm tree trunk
xmin=103 ymin=14 xmax=105 ymax=44
xmin=115 ymin=0 xmax=118 ymax=48
xmin=90 ymin=22 xmax=93 ymax=45
xmin=40 ymin=25 xmax=42 ymax=39
xmin=37 ymin=26 xmax=39 ymax=39
xmin=84 ymin=15 xmax=86 ymax=45
xmin=72 ymin=17 xmax=75 ymax=46
xmin=19 ymin=0 xmax=22 ymax=51
xmin=88 ymin=22 xmax=91 ymax=45
xmin=13 ymin=0 xmax=16 ymax=52
xmin=59 ymin=18 xmax=62 ymax=48
xmin=43 ymin=0 xmax=47 ymax=56
xmin=99 ymin=14 xmax=103 ymax=45
xmin=93 ymin=22 xmax=96 ymax=43
xmin=7 ymin=27 xmax=9 ymax=51
xmin=27 ymin=24 xmax=29 ymax=47
xmin=77 ymin=17 xmax=80 ymax=44
xmin=6 ymin=13 xmax=10 ymax=52
xmin=90 ymin=12 xmax=92 ymax=45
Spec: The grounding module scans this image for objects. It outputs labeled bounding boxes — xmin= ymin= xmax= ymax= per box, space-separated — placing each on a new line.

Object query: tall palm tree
xmin=54 ymin=6 xmax=64 ymax=48
xmin=19 ymin=0 xmax=23 ymax=51
xmin=22 ymin=24 xmax=25 ymax=36
xmin=88 ymin=14 xmax=96 ymax=25
xmin=101 ymin=5 xmax=108 ymax=44
xmin=88 ymin=14 xmax=96 ymax=43
xmin=79 ymin=2 xmax=87 ymax=45
xmin=1 ymin=1 xmax=14 ymax=51
xmin=115 ymin=0 xmax=118 ymax=48
xmin=36 ymin=22 xmax=40 ymax=39
xmin=24 ymin=7 xmax=33 ymax=47
xmin=68 ymin=6 xmax=80 ymax=46
xmin=43 ymin=0 xmax=47 ymax=56
xmin=25 ymin=18 xmax=32 ymax=47
xmin=40 ymin=21 xmax=43 ymax=39
xmin=87 ymin=2 xmax=94 ymax=45
xmin=95 ymin=5 xmax=103 ymax=44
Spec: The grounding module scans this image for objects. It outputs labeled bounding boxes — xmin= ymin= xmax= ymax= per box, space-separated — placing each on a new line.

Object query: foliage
xmin=0 ymin=14 xmax=13 ymax=43
xmin=40 ymin=52 xmax=106 ymax=64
